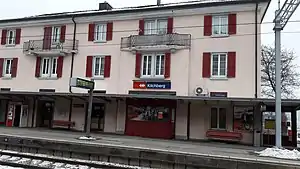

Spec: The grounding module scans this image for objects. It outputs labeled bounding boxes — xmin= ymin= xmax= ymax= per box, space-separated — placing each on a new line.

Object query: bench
xmin=52 ymin=120 xmax=75 ymax=127
xmin=206 ymin=130 xmax=243 ymax=142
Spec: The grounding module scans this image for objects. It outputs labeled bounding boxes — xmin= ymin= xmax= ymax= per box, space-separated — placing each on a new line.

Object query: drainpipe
xmin=69 ymin=15 xmax=77 ymax=93
xmin=254 ymin=2 xmax=258 ymax=98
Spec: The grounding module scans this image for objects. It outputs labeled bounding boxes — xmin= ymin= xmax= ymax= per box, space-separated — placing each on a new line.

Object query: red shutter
xmin=104 ymin=55 xmax=111 ymax=77
xmin=57 ymin=56 xmax=64 ymax=78
xmin=227 ymin=52 xmax=236 ymax=78
xmin=60 ymin=25 xmax=66 ymax=43
xmin=15 ymin=29 xmax=21 ymax=45
xmin=0 ymin=58 xmax=3 ymax=77
xmin=228 ymin=14 xmax=237 ymax=35
xmin=43 ymin=27 xmax=52 ymax=50
xmin=1 ymin=29 xmax=7 ymax=45
xmin=106 ymin=22 xmax=113 ymax=41
xmin=202 ymin=52 xmax=211 ymax=78
xmin=86 ymin=56 xmax=93 ymax=77
xmin=139 ymin=19 xmax=144 ymax=35
xmin=88 ymin=24 xmax=95 ymax=41
xmin=167 ymin=17 xmax=173 ymax=34
xmin=135 ymin=53 xmax=142 ymax=78
xmin=11 ymin=58 xmax=18 ymax=77
xmin=164 ymin=53 xmax=171 ymax=78
xmin=35 ymin=57 xmax=41 ymax=77
xmin=204 ymin=15 xmax=212 ymax=36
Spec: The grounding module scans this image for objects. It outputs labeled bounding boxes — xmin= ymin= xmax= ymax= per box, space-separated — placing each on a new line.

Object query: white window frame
xmin=210 ymin=107 xmax=227 ymax=130
xmin=40 ymin=57 xmax=58 ymax=78
xmin=92 ymin=56 xmax=105 ymax=78
xmin=52 ymin=26 xmax=61 ymax=44
xmin=211 ymin=53 xmax=227 ymax=78
xmin=6 ymin=30 xmax=16 ymax=45
xmin=144 ymin=19 xmax=168 ymax=35
xmin=141 ymin=53 xmax=165 ymax=78
xmin=212 ymin=15 xmax=228 ymax=36
xmin=3 ymin=58 xmax=13 ymax=77
xmin=94 ymin=24 xmax=107 ymax=42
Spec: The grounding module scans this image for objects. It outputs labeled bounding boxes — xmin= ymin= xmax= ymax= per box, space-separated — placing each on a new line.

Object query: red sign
xmin=133 ymin=81 xmax=146 ymax=89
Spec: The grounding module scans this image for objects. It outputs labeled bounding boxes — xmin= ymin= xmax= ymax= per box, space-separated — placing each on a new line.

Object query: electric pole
xmin=273 ymin=0 xmax=300 ymax=148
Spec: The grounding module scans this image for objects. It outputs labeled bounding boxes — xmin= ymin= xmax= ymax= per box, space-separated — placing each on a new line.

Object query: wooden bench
xmin=206 ymin=130 xmax=243 ymax=142
xmin=52 ymin=120 xmax=75 ymax=127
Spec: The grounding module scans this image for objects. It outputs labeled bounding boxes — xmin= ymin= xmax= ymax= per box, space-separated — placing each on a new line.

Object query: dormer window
xmin=144 ymin=19 xmax=167 ymax=35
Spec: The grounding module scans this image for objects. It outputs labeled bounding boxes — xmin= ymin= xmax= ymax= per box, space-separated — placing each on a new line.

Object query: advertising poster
xmin=233 ymin=106 xmax=254 ymax=132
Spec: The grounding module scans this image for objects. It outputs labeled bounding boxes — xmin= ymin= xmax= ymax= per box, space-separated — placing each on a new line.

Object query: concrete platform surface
xmin=0 ymin=127 xmax=299 ymax=167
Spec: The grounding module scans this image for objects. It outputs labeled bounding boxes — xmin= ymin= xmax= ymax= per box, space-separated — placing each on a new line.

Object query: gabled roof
xmin=0 ymin=0 xmax=271 ymax=23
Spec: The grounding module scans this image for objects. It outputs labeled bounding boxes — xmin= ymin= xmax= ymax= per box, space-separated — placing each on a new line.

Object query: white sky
xmin=0 ymin=0 xmax=299 ymax=97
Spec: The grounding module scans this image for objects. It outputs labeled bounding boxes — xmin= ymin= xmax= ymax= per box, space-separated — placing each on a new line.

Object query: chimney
xmin=157 ymin=0 xmax=161 ymax=6
xmin=99 ymin=1 xmax=113 ymax=10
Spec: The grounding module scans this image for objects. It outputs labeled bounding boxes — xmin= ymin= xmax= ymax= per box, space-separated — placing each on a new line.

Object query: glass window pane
xmin=51 ymin=58 xmax=57 ymax=74
xmin=212 ymin=55 xmax=219 ymax=76
xmin=219 ymin=108 xmax=227 ymax=129
xmin=94 ymin=57 xmax=100 ymax=76
xmin=212 ymin=17 xmax=219 ymax=35
xmin=211 ymin=108 xmax=218 ymax=128
xmin=160 ymin=55 xmax=164 ymax=75
xmin=157 ymin=20 xmax=167 ymax=34
xmin=42 ymin=58 xmax=49 ymax=74
xmin=155 ymin=55 xmax=160 ymax=75
xmin=142 ymin=56 xmax=147 ymax=75
xmin=5 ymin=60 xmax=12 ymax=74
xmin=145 ymin=21 xmax=155 ymax=35
xmin=220 ymin=17 xmax=228 ymax=34
xmin=100 ymin=57 xmax=105 ymax=76
xmin=147 ymin=56 xmax=152 ymax=75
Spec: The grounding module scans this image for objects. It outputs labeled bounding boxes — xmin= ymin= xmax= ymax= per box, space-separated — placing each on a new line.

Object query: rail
xmin=23 ymin=39 xmax=78 ymax=53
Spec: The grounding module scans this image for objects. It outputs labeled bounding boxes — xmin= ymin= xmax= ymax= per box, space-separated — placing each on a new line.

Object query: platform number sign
xmin=70 ymin=77 xmax=95 ymax=90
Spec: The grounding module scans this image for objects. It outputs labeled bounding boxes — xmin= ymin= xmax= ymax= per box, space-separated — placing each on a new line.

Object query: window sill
xmin=1 ymin=76 xmax=12 ymax=80
xmin=93 ymin=40 xmax=107 ymax=43
xmin=210 ymin=77 xmax=228 ymax=81
xmin=5 ymin=44 xmax=16 ymax=47
xmin=139 ymin=76 xmax=165 ymax=81
xmin=210 ymin=128 xmax=227 ymax=131
xmin=211 ymin=34 xmax=229 ymax=38
xmin=92 ymin=77 xmax=104 ymax=80
xmin=37 ymin=77 xmax=58 ymax=80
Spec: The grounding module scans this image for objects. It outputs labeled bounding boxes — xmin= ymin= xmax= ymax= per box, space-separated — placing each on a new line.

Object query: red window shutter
xmin=88 ymin=24 xmax=95 ymax=41
xmin=228 ymin=14 xmax=237 ymax=35
xmin=227 ymin=52 xmax=236 ymax=78
xmin=43 ymin=27 xmax=52 ymax=50
xmin=0 ymin=58 xmax=4 ymax=77
xmin=1 ymin=29 xmax=7 ymax=45
xmin=104 ymin=55 xmax=111 ymax=78
xmin=11 ymin=58 xmax=18 ymax=77
xmin=164 ymin=53 xmax=171 ymax=78
xmin=35 ymin=57 xmax=41 ymax=77
xmin=139 ymin=19 xmax=144 ymax=35
xmin=167 ymin=17 xmax=173 ymax=34
xmin=106 ymin=22 xmax=113 ymax=41
xmin=57 ymin=56 xmax=64 ymax=78
xmin=202 ymin=52 xmax=211 ymax=78
xmin=86 ymin=56 xmax=93 ymax=77
xmin=60 ymin=25 xmax=66 ymax=43
xmin=204 ymin=15 xmax=212 ymax=36
xmin=135 ymin=53 xmax=142 ymax=78
xmin=15 ymin=29 xmax=21 ymax=45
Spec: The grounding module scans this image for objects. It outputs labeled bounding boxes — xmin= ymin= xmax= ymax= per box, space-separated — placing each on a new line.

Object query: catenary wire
xmin=0 ymin=30 xmax=298 ymax=51
xmin=4 ymin=19 xmax=300 ymax=39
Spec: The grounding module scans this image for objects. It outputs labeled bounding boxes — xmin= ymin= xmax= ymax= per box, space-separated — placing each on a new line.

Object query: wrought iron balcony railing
xmin=23 ymin=39 xmax=78 ymax=53
xmin=121 ymin=33 xmax=191 ymax=49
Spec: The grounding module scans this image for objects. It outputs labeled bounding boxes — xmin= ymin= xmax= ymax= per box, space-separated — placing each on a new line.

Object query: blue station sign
xmin=133 ymin=81 xmax=171 ymax=89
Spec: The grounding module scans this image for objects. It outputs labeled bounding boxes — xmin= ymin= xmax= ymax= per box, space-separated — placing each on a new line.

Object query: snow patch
xmin=255 ymin=147 xmax=300 ymax=160
xmin=78 ymin=136 xmax=96 ymax=141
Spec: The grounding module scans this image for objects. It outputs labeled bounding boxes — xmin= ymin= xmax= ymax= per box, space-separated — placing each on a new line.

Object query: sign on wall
xmin=70 ymin=77 xmax=95 ymax=90
xmin=133 ymin=81 xmax=171 ymax=90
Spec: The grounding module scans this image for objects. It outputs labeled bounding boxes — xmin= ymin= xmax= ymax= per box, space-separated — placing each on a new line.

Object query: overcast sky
xmin=0 ymin=0 xmax=299 ymax=97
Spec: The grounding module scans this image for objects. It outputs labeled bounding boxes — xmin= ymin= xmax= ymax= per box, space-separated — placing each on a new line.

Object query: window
xmin=52 ymin=27 xmax=61 ymax=44
xmin=144 ymin=19 xmax=167 ymax=35
xmin=94 ymin=24 xmax=107 ymax=41
xmin=41 ymin=57 xmax=58 ymax=77
xmin=212 ymin=15 xmax=228 ymax=36
xmin=211 ymin=53 xmax=227 ymax=77
xmin=6 ymin=30 xmax=16 ymax=45
xmin=3 ymin=59 xmax=13 ymax=77
xmin=211 ymin=107 xmax=226 ymax=129
xmin=93 ymin=56 xmax=105 ymax=77
xmin=141 ymin=54 xmax=165 ymax=78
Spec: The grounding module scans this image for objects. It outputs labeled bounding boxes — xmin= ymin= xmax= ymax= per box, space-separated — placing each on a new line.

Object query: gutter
xmin=69 ymin=15 xmax=77 ymax=93
xmin=255 ymin=2 xmax=258 ymax=98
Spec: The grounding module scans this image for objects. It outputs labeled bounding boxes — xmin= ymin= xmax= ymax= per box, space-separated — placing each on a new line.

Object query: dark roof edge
xmin=260 ymin=0 xmax=271 ymax=23
xmin=0 ymin=0 xmax=270 ymax=24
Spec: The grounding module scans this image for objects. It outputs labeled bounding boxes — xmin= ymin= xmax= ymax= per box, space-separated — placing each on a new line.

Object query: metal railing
xmin=23 ymin=39 xmax=78 ymax=52
xmin=121 ymin=33 xmax=191 ymax=49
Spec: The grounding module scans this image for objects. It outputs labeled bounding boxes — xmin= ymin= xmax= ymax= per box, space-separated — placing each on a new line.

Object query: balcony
xmin=23 ymin=39 xmax=78 ymax=57
xmin=121 ymin=33 xmax=191 ymax=52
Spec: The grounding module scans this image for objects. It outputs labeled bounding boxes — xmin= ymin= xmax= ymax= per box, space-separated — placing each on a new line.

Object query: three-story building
xmin=0 ymin=0 xmax=270 ymax=145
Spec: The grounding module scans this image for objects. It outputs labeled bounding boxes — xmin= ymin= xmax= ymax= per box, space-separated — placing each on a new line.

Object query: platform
xmin=0 ymin=127 xmax=299 ymax=169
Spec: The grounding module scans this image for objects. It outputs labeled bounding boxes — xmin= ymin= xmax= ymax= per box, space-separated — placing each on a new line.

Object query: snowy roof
xmin=0 ymin=0 xmax=269 ymax=23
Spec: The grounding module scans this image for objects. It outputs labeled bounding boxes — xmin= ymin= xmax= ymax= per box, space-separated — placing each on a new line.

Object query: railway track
xmin=0 ymin=149 xmax=149 ymax=169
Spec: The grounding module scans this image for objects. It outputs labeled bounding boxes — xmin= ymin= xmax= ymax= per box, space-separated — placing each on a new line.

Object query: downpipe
xmin=69 ymin=15 xmax=77 ymax=93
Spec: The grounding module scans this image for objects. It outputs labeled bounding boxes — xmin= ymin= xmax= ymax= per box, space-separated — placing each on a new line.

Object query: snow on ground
xmin=78 ymin=136 xmax=97 ymax=141
xmin=255 ymin=147 xmax=300 ymax=160
xmin=0 ymin=165 xmax=23 ymax=169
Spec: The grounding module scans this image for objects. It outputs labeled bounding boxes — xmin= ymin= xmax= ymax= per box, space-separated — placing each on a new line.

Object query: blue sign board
xmin=146 ymin=81 xmax=171 ymax=89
